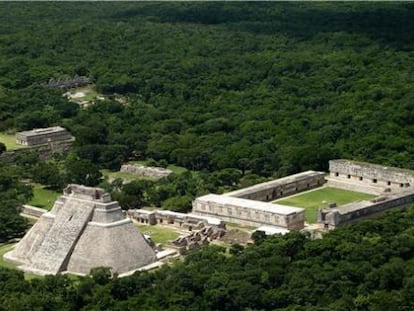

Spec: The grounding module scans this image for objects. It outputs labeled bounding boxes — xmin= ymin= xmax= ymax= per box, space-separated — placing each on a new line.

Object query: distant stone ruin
xmin=16 ymin=126 xmax=73 ymax=146
xmin=120 ymin=164 xmax=173 ymax=179
xmin=4 ymin=184 xmax=156 ymax=276
xmin=42 ymin=75 xmax=93 ymax=89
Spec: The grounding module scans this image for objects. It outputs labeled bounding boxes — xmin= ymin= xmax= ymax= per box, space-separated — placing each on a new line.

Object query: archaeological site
xmin=193 ymin=159 xmax=414 ymax=231
xmin=4 ymin=184 xmax=157 ymax=276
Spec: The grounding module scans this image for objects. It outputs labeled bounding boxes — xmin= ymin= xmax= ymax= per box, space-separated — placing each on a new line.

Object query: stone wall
xmin=329 ymin=159 xmax=414 ymax=191
xmin=0 ymin=139 xmax=74 ymax=162
xmin=193 ymin=194 xmax=304 ymax=230
xmin=224 ymin=171 xmax=325 ymax=202
xmin=318 ymin=188 xmax=414 ymax=228
xmin=128 ymin=209 xmax=224 ymax=229
xmin=21 ymin=205 xmax=47 ymax=218
xmin=120 ymin=164 xmax=173 ymax=179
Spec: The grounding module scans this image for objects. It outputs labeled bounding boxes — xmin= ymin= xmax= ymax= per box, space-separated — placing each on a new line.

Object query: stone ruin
xmin=168 ymin=226 xmax=226 ymax=254
xmin=42 ymin=75 xmax=93 ymax=89
xmin=4 ymin=184 xmax=156 ymax=276
xmin=120 ymin=164 xmax=173 ymax=179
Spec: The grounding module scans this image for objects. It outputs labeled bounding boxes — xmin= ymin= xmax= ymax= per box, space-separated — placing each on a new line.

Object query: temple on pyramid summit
xmin=4 ymin=184 xmax=157 ymax=276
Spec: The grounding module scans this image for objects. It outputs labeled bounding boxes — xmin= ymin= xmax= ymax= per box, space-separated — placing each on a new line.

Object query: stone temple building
xmin=15 ymin=126 xmax=73 ymax=146
xmin=4 ymin=185 xmax=156 ymax=276
xmin=193 ymin=171 xmax=325 ymax=230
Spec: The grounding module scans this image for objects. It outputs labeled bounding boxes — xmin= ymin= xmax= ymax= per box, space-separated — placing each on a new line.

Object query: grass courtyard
xmin=137 ymin=224 xmax=181 ymax=245
xmin=0 ymin=133 xmax=24 ymax=150
xmin=0 ymin=243 xmax=18 ymax=270
xmin=276 ymin=187 xmax=375 ymax=223
xmin=0 ymin=243 xmax=41 ymax=280
xmin=28 ymin=184 xmax=61 ymax=211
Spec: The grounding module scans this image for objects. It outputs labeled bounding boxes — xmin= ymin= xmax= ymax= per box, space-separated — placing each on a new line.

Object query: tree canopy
xmin=0 ymin=2 xmax=413 ymax=175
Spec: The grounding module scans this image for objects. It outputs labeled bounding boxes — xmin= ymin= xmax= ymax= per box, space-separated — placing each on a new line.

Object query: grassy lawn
xmin=67 ymin=85 xmax=99 ymax=101
xmin=0 ymin=133 xmax=25 ymax=150
xmin=276 ymin=187 xmax=375 ymax=224
xmin=0 ymin=243 xmax=18 ymax=270
xmin=28 ymin=184 xmax=61 ymax=211
xmin=137 ymin=224 xmax=180 ymax=245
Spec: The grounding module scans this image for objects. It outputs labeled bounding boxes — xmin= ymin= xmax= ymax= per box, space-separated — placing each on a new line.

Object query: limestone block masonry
xmin=15 ymin=126 xmax=73 ymax=146
xmin=4 ymin=184 xmax=156 ymax=276
xmin=120 ymin=164 xmax=173 ymax=178
xmin=191 ymin=170 xmax=324 ymax=230
xmin=329 ymin=159 xmax=414 ymax=191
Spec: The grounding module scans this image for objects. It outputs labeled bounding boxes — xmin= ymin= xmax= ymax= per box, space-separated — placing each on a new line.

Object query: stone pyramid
xmin=4 ymin=184 xmax=156 ymax=275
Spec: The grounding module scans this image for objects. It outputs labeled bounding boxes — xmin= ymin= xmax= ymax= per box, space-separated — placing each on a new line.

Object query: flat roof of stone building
xmin=223 ymin=170 xmax=324 ymax=198
xmin=196 ymin=194 xmax=304 ymax=216
xmin=330 ymin=159 xmax=414 ymax=176
xmin=17 ymin=126 xmax=68 ymax=138
xmin=255 ymin=225 xmax=290 ymax=235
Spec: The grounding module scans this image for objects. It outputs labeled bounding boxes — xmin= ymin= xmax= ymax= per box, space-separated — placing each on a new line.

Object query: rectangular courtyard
xmin=275 ymin=187 xmax=375 ymax=223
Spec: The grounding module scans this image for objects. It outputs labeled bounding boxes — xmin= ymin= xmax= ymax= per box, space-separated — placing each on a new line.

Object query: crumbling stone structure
xmin=328 ymin=159 xmax=414 ymax=194
xmin=128 ymin=209 xmax=224 ymax=230
xmin=0 ymin=139 xmax=74 ymax=161
xmin=168 ymin=226 xmax=226 ymax=254
xmin=16 ymin=126 xmax=73 ymax=146
xmin=225 ymin=171 xmax=325 ymax=201
xmin=120 ymin=164 xmax=173 ymax=179
xmin=318 ymin=188 xmax=414 ymax=229
xmin=4 ymin=184 xmax=156 ymax=276
xmin=42 ymin=75 xmax=93 ymax=89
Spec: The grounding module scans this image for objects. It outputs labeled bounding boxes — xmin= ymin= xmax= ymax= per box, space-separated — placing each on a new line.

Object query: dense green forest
xmin=1 ymin=2 xmax=414 ymax=175
xmin=2 ymin=208 xmax=414 ymax=310
xmin=1 ymin=2 xmax=414 ymax=309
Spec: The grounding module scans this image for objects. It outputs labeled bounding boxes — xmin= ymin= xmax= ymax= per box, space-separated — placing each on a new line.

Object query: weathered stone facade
xmin=4 ymin=184 xmax=156 ymax=276
xmin=168 ymin=226 xmax=226 ymax=254
xmin=224 ymin=171 xmax=325 ymax=201
xmin=128 ymin=209 xmax=224 ymax=230
xmin=120 ymin=164 xmax=173 ymax=179
xmin=0 ymin=139 xmax=74 ymax=161
xmin=193 ymin=194 xmax=305 ymax=229
xmin=329 ymin=159 xmax=414 ymax=193
xmin=192 ymin=171 xmax=324 ymax=230
xmin=16 ymin=126 xmax=73 ymax=146
xmin=315 ymin=159 xmax=414 ymax=228
xmin=318 ymin=188 xmax=414 ymax=228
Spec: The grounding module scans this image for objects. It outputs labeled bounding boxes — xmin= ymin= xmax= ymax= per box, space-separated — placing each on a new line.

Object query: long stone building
xmin=192 ymin=171 xmax=325 ymax=229
xmin=4 ymin=185 xmax=156 ymax=276
xmin=15 ymin=126 xmax=73 ymax=146
xmin=328 ymin=159 xmax=414 ymax=194
xmin=224 ymin=171 xmax=325 ymax=201
xmin=193 ymin=194 xmax=304 ymax=229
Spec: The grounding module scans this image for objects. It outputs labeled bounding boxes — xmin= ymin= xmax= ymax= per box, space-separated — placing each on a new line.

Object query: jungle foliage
xmin=1 ymin=3 xmax=414 ymax=309
xmin=1 ymin=2 xmax=414 ymax=176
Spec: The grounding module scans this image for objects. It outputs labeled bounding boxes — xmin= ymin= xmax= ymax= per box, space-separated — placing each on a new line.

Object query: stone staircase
xmin=23 ymin=199 xmax=95 ymax=275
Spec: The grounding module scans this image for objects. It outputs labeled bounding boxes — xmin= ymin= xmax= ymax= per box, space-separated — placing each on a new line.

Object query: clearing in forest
xmin=0 ymin=133 xmax=25 ymax=150
xmin=136 ymin=224 xmax=181 ymax=245
xmin=28 ymin=184 xmax=61 ymax=211
xmin=275 ymin=187 xmax=375 ymax=224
